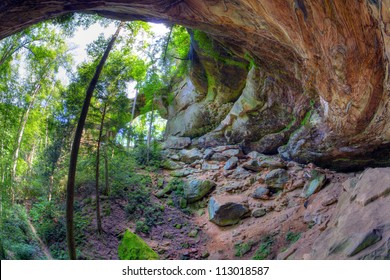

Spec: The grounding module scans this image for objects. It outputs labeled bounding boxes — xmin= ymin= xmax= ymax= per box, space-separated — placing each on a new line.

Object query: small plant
xmin=135 ymin=221 xmax=150 ymax=234
xmin=285 ymin=231 xmax=301 ymax=244
xmin=252 ymin=236 xmax=274 ymax=260
xmin=234 ymin=241 xmax=253 ymax=257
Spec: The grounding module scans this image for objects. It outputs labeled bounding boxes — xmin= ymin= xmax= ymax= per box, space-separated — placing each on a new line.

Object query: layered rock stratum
xmin=1 ymin=0 xmax=390 ymax=169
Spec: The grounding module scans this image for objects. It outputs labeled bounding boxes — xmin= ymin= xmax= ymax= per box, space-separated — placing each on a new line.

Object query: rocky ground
xmin=156 ymin=137 xmax=390 ymax=260
xmin=76 ymin=138 xmax=390 ymax=260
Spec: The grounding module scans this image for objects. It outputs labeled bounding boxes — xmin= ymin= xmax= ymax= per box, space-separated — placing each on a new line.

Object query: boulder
xmin=265 ymin=168 xmax=289 ymax=190
xmin=180 ymin=148 xmax=203 ymax=164
xmin=224 ymin=156 xmax=239 ymax=170
xmin=184 ymin=179 xmax=216 ymax=203
xmin=208 ymin=196 xmax=250 ymax=226
xmin=301 ymin=170 xmax=326 ymax=198
xmin=161 ymin=159 xmax=182 ymax=170
xmin=118 ymin=230 xmax=159 ymax=260
xmin=202 ymin=162 xmax=220 ymax=170
xmin=252 ymin=186 xmax=270 ymax=199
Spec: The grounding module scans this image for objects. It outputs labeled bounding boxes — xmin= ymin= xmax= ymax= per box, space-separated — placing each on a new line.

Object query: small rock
xmin=286 ymin=179 xmax=305 ymax=192
xmin=210 ymin=153 xmax=228 ymax=161
xmin=224 ymin=156 xmax=239 ymax=170
xmin=252 ymin=208 xmax=266 ymax=218
xmin=202 ymin=162 xmax=220 ymax=170
xmin=203 ymin=148 xmax=214 ymax=160
xmin=258 ymin=159 xmax=285 ymax=169
xmin=252 ymin=186 xmax=270 ymax=199
xmin=247 ymin=151 xmax=263 ymax=159
xmin=188 ymin=229 xmax=198 ymax=238
xmin=232 ymin=166 xmax=252 ymax=179
xmin=242 ymin=160 xmax=261 ymax=172
xmin=213 ymin=145 xmax=239 ymax=152
xmin=222 ymin=149 xmax=243 ymax=158
xmin=171 ymin=168 xmax=196 ymax=177
xmin=265 ymin=169 xmax=289 ymax=190
xmin=222 ymin=182 xmax=244 ymax=193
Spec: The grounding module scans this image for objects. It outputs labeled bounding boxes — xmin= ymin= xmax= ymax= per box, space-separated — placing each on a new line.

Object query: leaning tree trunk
xmin=94 ymin=102 xmax=107 ymax=234
xmin=66 ymin=21 xmax=124 ymax=260
xmin=11 ymin=83 xmax=40 ymax=203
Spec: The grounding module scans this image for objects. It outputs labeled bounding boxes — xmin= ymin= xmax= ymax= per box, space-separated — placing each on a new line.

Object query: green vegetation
xmin=0 ymin=14 xmax=192 ymax=259
xmin=193 ymin=30 xmax=247 ymax=69
xmin=285 ymin=231 xmax=301 ymax=244
xmin=118 ymin=230 xmax=159 ymax=260
xmin=252 ymin=236 xmax=274 ymax=260
xmin=234 ymin=241 xmax=254 ymax=257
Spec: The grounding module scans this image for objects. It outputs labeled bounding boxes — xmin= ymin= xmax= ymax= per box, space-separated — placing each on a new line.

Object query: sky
xmin=57 ymin=21 xmax=170 ymax=91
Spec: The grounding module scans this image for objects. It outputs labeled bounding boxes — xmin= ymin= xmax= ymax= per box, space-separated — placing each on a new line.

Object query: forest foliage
xmin=0 ymin=14 xmax=191 ymax=259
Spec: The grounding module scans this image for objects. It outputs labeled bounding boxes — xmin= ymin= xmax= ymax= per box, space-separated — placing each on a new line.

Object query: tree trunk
xmin=104 ymin=138 xmax=109 ymax=196
xmin=146 ymin=94 xmax=155 ymax=164
xmin=66 ymin=21 xmax=124 ymax=260
xmin=95 ymin=102 xmax=107 ymax=234
xmin=48 ymin=175 xmax=53 ymax=202
xmin=127 ymin=90 xmax=138 ymax=150
xmin=11 ymin=83 xmax=40 ymax=203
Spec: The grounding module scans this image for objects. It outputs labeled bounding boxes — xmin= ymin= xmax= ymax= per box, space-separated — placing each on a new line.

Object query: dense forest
xmin=0 ymin=14 xmax=191 ymax=260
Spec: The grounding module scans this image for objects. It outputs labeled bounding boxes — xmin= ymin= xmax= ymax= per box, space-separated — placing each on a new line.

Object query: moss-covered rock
xmin=118 ymin=230 xmax=159 ymax=260
xmin=184 ymin=179 xmax=216 ymax=203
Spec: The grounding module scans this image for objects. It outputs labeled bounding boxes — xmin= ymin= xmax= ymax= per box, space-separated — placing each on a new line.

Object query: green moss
xmin=244 ymin=51 xmax=257 ymax=69
xmin=193 ymin=30 xmax=216 ymax=55
xmin=193 ymin=30 xmax=247 ymax=69
xmin=278 ymin=116 xmax=297 ymax=133
xmin=300 ymin=110 xmax=312 ymax=126
xmin=118 ymin=230 xmax=159 ymax=260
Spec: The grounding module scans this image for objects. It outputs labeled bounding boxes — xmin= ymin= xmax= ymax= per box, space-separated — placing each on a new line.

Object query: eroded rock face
xmin=308 ymin=168 xmax=390 ymax=259
xmin=1 ymin=1 xmax=390 ymax=169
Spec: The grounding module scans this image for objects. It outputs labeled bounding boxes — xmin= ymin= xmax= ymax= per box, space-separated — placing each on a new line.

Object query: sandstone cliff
xmin=1 ymin=0 xmax=390 ymax=170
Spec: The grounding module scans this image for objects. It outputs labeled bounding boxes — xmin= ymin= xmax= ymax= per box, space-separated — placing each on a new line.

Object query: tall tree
xmin=66 ymin=21 xmax=124 ymax=260
xmin=94 ymin=101 xmax=107 ymax=234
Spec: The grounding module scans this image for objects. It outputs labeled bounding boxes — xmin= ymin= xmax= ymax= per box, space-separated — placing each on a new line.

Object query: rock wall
xmin=1 ymin=1 xmax=390 ymax=169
